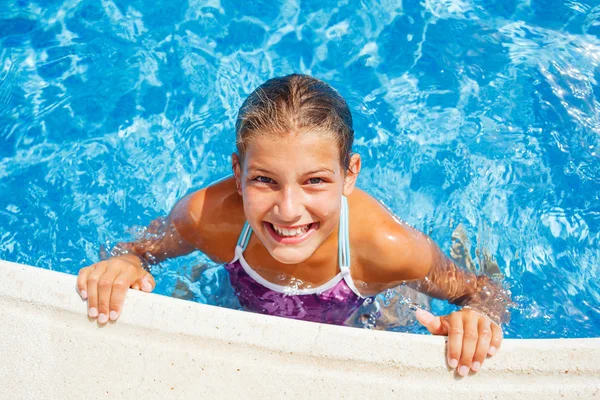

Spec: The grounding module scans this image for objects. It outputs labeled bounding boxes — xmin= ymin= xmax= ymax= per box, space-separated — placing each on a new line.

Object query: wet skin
xmin=77 ymin=131 xmax=510 ymax=377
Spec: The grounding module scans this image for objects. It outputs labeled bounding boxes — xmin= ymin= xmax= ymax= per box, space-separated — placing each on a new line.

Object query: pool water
xmin=1 ymin=0 xmax=599 ymax=338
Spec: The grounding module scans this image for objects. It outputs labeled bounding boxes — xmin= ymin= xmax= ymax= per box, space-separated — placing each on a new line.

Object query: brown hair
xmin=235 ymin=74 xmax=354 ymax=169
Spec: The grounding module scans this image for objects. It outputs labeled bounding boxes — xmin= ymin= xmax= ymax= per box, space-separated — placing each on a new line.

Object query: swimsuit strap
xmin=337 ymin=196 xmax=362 ymax=296
xmin=338 ymin=196 xmax=350 ymax=269
xmin=237 ymin=221 xmax=253 ymax=251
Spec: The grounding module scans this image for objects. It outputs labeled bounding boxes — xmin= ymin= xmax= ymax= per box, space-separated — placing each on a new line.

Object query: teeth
xmin=271 ymin=223 xmax=311 ymax=237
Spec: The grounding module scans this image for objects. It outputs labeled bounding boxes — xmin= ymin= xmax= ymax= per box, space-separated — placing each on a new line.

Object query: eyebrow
xmin=247 ymin=167 xmax=274 ymax=175
xmin=304 ymin=168 xmax=335 ymax=175
xmin=247 ymin=166 xmax=335 ymax=176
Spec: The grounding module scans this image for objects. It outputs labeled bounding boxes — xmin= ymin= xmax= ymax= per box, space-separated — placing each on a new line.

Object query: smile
xmin=264 ymin=222 xmax=319 ymax=244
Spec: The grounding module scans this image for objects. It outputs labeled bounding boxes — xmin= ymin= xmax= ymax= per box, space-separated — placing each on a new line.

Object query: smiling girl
xmin=77 ymin=74 xmax=511 ymax=377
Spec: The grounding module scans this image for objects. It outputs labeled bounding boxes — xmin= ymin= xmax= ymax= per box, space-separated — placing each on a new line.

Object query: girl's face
xmin=232 ymin=131 xmax=360 ymax=264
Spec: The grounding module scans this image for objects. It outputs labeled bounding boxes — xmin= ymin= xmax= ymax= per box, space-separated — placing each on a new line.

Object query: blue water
xmin=1 ymin=0 xmax=599 ymax=338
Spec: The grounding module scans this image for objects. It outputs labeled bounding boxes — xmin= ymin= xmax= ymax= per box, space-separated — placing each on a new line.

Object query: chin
xmin=268 ymin=247 xmax=314 ymax=265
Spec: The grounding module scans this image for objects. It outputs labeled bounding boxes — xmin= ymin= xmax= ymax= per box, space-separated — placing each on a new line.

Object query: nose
xmin=274 ymin=185 xmax=304 ymax=223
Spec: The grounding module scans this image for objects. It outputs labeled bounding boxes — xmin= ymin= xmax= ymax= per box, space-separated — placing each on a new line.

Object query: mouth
xmin=264 ymin=221 xmax=319 ymax=244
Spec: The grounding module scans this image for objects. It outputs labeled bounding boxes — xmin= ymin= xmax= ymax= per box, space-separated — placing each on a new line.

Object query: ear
xmin=342 ymin=153 xmax=361 ymax=196
xmin=231 ymin=153 xmax=243 ymax=196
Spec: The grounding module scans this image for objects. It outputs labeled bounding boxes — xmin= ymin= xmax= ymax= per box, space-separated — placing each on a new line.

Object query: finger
xmin=108 ymin=268 xmax=138 ymax=321
xmin=488 ymin=322 xmax=503 ymax=356
xmin=138 ymin=272 xmax=156 ymax=293
xmin=471 ymin=317 xmax=493 ymax=373
xmin=86 ymin=263 xmax=106 ymax=319
xmin=446 ymin=313 xmax=463 ymax=371
xmin=415 ymin=309 xmax=445 ymax=335
xmin=76 ymin=266 xmax=93 ymax=300
xmin=457 ymin=313 xmax=479 ymax=376
xmin=96 ymin=266 xmax=120 ymax=324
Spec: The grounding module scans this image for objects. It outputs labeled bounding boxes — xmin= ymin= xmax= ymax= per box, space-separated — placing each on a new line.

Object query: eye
xmin=254 ymin=176 xmax=274 ymax=184
xmin=307 ymin=177 xmax=323 ymax=185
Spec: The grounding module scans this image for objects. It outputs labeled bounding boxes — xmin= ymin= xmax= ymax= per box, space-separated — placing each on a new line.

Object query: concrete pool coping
xmin=1 ymin=260 xmax=599 ymax=399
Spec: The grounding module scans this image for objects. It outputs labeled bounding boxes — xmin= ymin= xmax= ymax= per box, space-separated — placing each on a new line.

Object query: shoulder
xmin=347 ymin=189 xmax=435 ymax=286
xmin=170 ymin=176 xmax=246 ymax=263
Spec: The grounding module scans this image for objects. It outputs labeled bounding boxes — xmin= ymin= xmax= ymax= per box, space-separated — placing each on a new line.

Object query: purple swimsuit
xmin=225 ymin=196 xmax=367 ymax=325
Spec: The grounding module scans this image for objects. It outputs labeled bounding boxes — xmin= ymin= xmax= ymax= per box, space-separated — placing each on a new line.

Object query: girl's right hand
xmin=76 ymin=254 xmax=156 ymax=324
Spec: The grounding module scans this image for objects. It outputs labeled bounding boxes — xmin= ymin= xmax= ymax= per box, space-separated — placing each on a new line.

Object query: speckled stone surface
xmin=1 ymin=260 xmax=599 ymax=399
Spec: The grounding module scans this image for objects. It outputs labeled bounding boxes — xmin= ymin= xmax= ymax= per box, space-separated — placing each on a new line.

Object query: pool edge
xmin=1 ymin=260 xmax=599 ymax=399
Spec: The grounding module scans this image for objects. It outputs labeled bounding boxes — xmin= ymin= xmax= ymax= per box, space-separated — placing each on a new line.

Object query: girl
xmin=77 ymin=74 xmax=511 ymax=377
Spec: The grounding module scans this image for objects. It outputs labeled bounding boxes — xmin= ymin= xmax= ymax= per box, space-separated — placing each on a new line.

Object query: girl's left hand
xmin=415 ymin=308 xmax=503 ymax=377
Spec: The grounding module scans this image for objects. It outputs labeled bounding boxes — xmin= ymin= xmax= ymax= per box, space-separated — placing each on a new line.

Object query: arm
xmin=108 ymin=198 xmax=199 ymax=267
xmin=361 ymin=210 xmax=511 ymax=324
xmin=394 ymin=224 xmax=511 ymax=376
xmin=76 ymin=197 xmax=199 ymax=324
xmin=77 ymin=178 xmax=243 ymax=324
xmin=406 ymin=244 xmax=511 ymax=325
xmin=107 ymin=175 xmax=244 ymax=266
xmin=354 ymin=194 xmax=511 ymax=377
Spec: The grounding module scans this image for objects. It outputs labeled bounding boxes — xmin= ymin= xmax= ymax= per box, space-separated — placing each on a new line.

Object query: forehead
xmin=243 ymin=131 xmax=341 ymax=172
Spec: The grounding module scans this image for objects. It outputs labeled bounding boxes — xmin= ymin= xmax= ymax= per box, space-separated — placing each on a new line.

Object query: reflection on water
xmin=0 ymin=0 xmax=599 ymax=338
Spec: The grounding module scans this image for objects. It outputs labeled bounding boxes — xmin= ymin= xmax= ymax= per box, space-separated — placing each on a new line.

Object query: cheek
xmin=242 ymin=192 xmax=270 ymax=219
xmin=310 ymin=196 xmax=340 ymax=221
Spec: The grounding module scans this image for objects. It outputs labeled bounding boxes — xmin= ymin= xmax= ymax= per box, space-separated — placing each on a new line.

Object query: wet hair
xmin=235 ymin=74 xmax=354 ymax=169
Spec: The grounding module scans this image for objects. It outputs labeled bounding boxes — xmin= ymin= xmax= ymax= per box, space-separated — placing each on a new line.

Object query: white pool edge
xmin=1 ymin=260 xmax=599 ymax=399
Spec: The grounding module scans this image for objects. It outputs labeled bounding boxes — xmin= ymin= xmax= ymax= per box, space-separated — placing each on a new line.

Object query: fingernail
xmin=88 ymin=307 xmax=98 ymax=318
xmin=98 ymin=313 xmax=108 ymax=324
xmin=109 ymin=311 xmax=119 ymax=321
xmin=142 ymin=281 xmax=152 ymax=292
xmin=417 ymin=308 xmax=433 ymax=324
xmin=471 ymin=362 xmax=481 ymax=372
xmin=488 ymin=346 xmax=497 ymax=356
xmin=458 ymin=365 xmax=469 ymax=376
xmin=80 ymin=290 xmax=87 ymax=300
xmin=449 ymin=359 xmax=458 ymax=368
